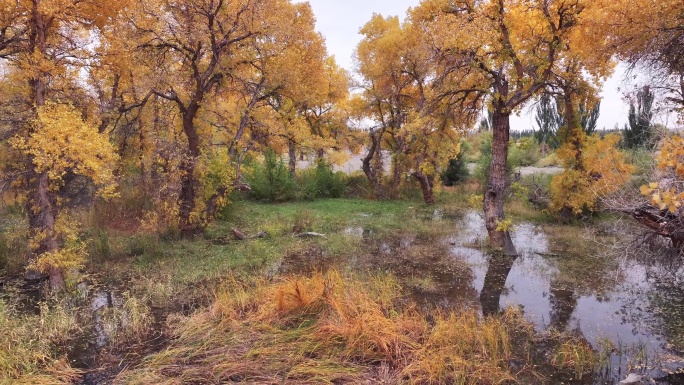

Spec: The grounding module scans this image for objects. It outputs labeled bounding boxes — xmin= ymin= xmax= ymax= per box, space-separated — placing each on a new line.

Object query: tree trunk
xmin=178 ymin=106 xmax=202 ymax=237
xmin=24 ymin=0 xmax=64 ymax=290
xmin=362 ymin=130 xmax=386 ymax=199
xmin=412 ymin=171 xmax=435 ymax=205
xmin=288 ymin=139 xmax=296 ymax=176
xmin=389 ymin=156 xmax=403 ymax=199
xmin=484 ymin=109 xmax=517 ymax=256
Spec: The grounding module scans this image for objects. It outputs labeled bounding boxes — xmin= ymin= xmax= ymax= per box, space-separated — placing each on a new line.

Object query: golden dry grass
xmin=116 ymin=271 xmax=538 ymax=385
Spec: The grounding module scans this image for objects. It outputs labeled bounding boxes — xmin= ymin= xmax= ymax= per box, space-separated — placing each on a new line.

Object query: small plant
xmin=468 ymin=194 xmax=483 ymax=209
xmin=495 ymin=219 xmax=514 ymax=232
xmin=247 ymin=150 xmax=298 ymax=202
xmin=551 ymin=338 xmax=597 ymax=380
xmin=292 ymin=209 xmax=316 ymax=233
xmin=101 ymin=292 xmax=153 ymax=343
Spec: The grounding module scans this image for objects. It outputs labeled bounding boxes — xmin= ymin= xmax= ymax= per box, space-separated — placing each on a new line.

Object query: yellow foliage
xmin=468 ymin=194 xmax=483 ymax=209
xmin=495 ymin=219 xmax=514 ymax=233
xmin=11 ymin=102 xmax=119 ymax=199
xmin=640 ymin=136 xmax=684 ymax=213
xmin=551 ymin=133 xmax=634 ymax=215
xmin=28 ymin=215 xmax=87 ymax=274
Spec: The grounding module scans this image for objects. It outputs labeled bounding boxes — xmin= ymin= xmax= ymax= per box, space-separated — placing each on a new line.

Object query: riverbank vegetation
xmin=1 ymin=0 xmax=684 ymax=383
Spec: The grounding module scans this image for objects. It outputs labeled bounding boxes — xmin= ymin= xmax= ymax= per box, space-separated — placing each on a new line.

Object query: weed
xmin=551 ymin=337 xmax=597 ymax=380
xmin=292 ymin=209 xmax=316 ymax=233
xmin=300 ymin=159 xmax=348 ymax=200
xmin=247 ymin=150 xmax=298 ymax=202
xmin=101 ymin=292 xmax=153 ymax=343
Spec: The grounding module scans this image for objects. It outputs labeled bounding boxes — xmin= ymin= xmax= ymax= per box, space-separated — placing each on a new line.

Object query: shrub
xmin=440 ymin=142 xmax=470 ymax=186
xmin=344 ymin=171 xmax=372 ymax=199
xmin=247 ymin=150 xmax=298 ymax=202
xmin=550 ymin=133 xmax=634 ymax=216
xmin=508 ymin=137 xmax=541 ymax=167
xmin=299 ymin=159 xmax=347 ymax=200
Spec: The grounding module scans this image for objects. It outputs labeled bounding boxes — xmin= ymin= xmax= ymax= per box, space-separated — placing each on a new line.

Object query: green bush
xmin=247 ymin=150 xmax=298 ymax=202
xmin=441 ymin=143 xmax=470 ymax=186
xmin=508 ymin=137 xmax=541 ymax=168
xmin=344 ymin=171 xmax=372 ymax=198
xmin=299 ymin=159 xmax=347 ymax=200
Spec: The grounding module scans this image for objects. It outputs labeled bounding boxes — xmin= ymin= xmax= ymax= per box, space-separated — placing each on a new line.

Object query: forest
xmin=0 ymin=0 xmax=683 ymax=384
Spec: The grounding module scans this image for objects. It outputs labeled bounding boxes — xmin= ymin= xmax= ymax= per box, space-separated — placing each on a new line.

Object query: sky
xmin=305 ymin=0 xmax=677 ymax=132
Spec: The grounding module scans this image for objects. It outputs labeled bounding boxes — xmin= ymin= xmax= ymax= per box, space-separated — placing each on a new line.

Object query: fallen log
xmin=295 ymin=232 xmax=327 ymax=239
xmin=231 ymin=227 xmax=248 ymax=240
xmin=231 ymin=228 xmax=269 ymax=240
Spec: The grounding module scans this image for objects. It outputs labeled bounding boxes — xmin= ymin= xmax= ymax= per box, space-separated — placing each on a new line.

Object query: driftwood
xmin=631 ymin=205 xmax=684 ymax=249
xmin=295 ymin=232 xmax=327 ymax=239
xmin=231 ymin=228 xmax=268 ymax=240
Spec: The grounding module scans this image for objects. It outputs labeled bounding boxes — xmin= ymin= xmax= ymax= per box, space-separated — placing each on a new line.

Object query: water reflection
xmin=549 ymin=281 xmax=578 ymax=331
xmin=480 ymin=254 xmax=516 ymax=316
xmin=452 ymin=210 xmax=684 ymax=384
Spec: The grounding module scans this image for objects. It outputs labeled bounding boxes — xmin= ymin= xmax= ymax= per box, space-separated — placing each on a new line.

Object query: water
xmin=277 ymin=210 xmax=684 ymax=383
xmin=449 ymin=211 xmax=684 ymax=384
xmin=4 ymin=209 xmax=684 ymax=384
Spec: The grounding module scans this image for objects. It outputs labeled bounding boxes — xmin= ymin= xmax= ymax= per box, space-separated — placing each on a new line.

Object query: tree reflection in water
xmin=480 ymin=253 xmax=517 ymax=317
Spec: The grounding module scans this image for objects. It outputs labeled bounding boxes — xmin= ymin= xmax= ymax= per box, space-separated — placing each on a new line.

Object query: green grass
xmin=84 ymin=197 xmax=461 ymax=315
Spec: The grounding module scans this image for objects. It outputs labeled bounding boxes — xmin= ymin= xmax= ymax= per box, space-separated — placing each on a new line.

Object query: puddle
xmin=450 ymin=211 xmax=684 ymax=384
xmin=0 ymin=278 xmax=168 ymax=384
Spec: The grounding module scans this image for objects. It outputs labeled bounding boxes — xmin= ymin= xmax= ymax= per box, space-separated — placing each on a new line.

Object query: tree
xmin=0 ymin=0 xmax=125 ymax=290
xmin=412 ymin=0 xmax=586 ymax=254
xmin=637 ymin=136 xmax=684 ymax=249
xmin=130 ymin=0 xmax=330 ymax=235
xmin=624 ymin=86 xmax=655 ymax=148
xmin=579 ymin=98 xmax=600 ymax=135
xmin=355 ymin=14 xmax=469 ymax=204
xmin=550 ymin=133 xmax=634 ymax=216
xmin=534 ymin=94 xmax=562 ymax=148
xmin=599 ymin=0 xmax=684 ymax=116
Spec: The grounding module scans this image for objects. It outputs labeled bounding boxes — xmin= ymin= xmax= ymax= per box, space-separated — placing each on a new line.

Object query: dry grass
xmin=0 ymin=300 xmax=81 ymax=385
xmin=116 ymin=271 xmax=537 ymax=384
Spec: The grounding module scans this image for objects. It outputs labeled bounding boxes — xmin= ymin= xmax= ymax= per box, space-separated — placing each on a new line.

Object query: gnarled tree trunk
xmin=412 ymin=171 xmax=435 ymax=205
xmin=178 ymin=102 xmax=202 ymax=237
xmin=362 ymin=129 xmax=387 ymax=199
xmin=484 ymin=108 xmax=517 ymax=256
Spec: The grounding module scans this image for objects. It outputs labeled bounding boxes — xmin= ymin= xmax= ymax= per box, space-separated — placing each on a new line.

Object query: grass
xmin=88 ymin=197 xmax=463 ymax=303
xmin=0 ymin=191 xmax=631 ymax=384
xmin=0 ymin=300 xmax=81 ymax=385
xmin=550 ymin=336 xmax=598 ymax=381
xmin=116 ymin=271 xmax=540 ymax=385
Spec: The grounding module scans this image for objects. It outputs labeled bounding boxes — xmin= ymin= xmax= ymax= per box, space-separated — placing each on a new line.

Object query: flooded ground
xmin=280 ymin=210 xmax=684 ymax=384
xmin=450 ymin=211 xmax=684 ymax=384
xmin=3 ymin=206 xmax=684 ymax=384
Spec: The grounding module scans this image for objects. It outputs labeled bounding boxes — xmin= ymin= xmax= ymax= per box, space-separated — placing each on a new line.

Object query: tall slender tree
xmin=624 ymin=86 xmax=655 ymax=148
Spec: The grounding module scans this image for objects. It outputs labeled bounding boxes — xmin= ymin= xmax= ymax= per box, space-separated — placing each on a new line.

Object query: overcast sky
xmin=305 ymin=0 xmax=679 ymax=131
